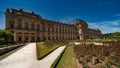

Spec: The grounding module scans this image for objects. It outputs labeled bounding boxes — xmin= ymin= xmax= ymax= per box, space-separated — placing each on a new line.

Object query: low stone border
xmin=0 ymin=44 xmax=25 ymax=55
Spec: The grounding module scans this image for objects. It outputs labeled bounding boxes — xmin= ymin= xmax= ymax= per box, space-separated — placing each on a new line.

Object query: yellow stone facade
xmin=72 ymin=20 xmax=102 ymax=40
xmin=5 ymin=8 xmax=101 ymax=42
xmin=5 ymin=8 xmax=77 ymax=42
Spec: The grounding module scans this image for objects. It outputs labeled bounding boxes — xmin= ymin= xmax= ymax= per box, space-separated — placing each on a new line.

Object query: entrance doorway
xmin=77 ymin=36 xmax=79 ymax=40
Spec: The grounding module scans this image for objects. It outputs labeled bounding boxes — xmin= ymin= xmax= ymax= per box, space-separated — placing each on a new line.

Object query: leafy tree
xmin=103 ymin=32 xmax=120 ymax=40
xmin=4 ymin=30 xmax=13 ymax=43
xmin=0 ymin=29 xmax=13 ymax=45
xmin=0 ymin=30 xmax=4 ymax=38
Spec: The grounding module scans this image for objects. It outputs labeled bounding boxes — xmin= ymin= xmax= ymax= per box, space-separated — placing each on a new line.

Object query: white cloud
xmin=115 ymin=14 xmax=120 ymax=17
xmin=59 ymin=16 xmax=79 ymax=24
xmin=88 ymin=20 xmax=120 ymax=34
xmin=60 ymin=17 xmax=74 ymax=23
xmin=59 ymin=16 xmax=120 ymax=34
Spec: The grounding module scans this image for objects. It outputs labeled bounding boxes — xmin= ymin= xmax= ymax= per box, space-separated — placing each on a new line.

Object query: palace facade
xmin=72 ymin=20 xmax=101 ymax=40
xmin=5 ymin=8 xmax=102 ymax=42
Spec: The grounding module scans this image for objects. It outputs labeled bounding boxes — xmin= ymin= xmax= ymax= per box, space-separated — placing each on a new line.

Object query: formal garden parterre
xmin=74 ymin=41 xmax=120 ymax=68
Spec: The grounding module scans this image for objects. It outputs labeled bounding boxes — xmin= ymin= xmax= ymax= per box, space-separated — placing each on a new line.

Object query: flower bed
xmin=74 ymin=41 xmax=120 ymax=67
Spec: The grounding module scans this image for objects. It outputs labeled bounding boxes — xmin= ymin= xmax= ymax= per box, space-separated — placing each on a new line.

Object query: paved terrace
xmin=0 ymin=43 xmax=66 ymax=68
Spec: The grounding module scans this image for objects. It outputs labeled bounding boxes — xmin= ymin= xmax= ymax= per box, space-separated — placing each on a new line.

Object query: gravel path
xmin=38 ymin=46 xmax=66 ymax=68
xmin=0 ymin=43 xmax=66 ymax=68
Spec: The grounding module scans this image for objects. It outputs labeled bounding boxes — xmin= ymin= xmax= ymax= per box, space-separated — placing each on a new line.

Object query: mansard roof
xmin=73 ymin=19 xmax=88 ymax=25
xmin=6 ymin=8 xmax=42 ymax=19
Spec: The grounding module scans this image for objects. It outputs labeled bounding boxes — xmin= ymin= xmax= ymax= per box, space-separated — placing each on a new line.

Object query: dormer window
xmin=19 ymin=8 xmax=23 ymax=12
xmin=6 ymin=8 xmax=10 ymax=12
xmin=32 ymin=12 xmax=34 ymax=14
xmin=79 ymin=24 xmax=81 ymax=27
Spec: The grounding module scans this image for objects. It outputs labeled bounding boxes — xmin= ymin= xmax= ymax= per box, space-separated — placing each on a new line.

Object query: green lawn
xmin=56 ymin=45 xmax=77 ymax=68
xmin=36 ymin=42 xmax=62 ymax=59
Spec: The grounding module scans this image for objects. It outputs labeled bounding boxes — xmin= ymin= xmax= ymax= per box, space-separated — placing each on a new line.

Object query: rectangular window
xmin=37 ymin=37 xmax=40 ymax=41
xmin=9 ymin=20 xmax=14 ymax=29
xmin=18 ymin=37 xmax=22 ymax=41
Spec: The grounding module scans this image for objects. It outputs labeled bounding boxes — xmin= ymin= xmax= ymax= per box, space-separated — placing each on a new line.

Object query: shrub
xmin=0 ymin=38 xmax=6 ymax=45
xmin=0 ymin=29 xmax=14 ymax=45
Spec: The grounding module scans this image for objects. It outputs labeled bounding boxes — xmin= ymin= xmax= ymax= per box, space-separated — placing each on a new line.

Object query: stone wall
xmin=0 ymin=44 xmax=24 ymax=55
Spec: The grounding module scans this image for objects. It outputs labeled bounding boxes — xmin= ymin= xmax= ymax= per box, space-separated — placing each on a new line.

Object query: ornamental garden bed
xmin=74 ymin=41 xmax=120 ymax=68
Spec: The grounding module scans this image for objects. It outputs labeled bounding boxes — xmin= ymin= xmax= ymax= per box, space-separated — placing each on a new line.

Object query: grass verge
xmin=36 ymin=42 xmax=61 ymax=60
xmin=51 ymin=46 xmax=66 ymax=68
xmin=0 ymin=45 xmax=25 ymax=60
xmin=56 ymin=45 xmax=77 ymax=68
xmin=0 ymin=44 xmax=16 ymax=48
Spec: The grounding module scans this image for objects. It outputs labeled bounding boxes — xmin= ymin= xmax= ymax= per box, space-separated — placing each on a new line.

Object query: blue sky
xmin=0 ymin=0 xmax=120 ymax=33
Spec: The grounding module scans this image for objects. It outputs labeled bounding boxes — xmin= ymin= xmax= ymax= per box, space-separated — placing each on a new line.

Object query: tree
xmin=103 ymin=32 xmax=120 ymax=40
xmin=0 ymin=30 xmax=5 ymax=45
xmin=4 ymin=30 xmax=13 ymax=44
xmin=0 ymin=30 xmax=4 ymax=38
xmin=0 ymin=29 xmax=13 ymax=45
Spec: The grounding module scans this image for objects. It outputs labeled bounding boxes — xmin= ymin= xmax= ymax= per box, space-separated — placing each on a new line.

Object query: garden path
xmin=0 ymin=43 xmax=66 ymax=68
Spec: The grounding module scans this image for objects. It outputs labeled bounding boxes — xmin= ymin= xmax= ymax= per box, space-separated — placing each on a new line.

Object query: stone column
xmin=22 ymin=32 xmax=24 ymax=43
xmin=40 ymin=32 xmax=42 ymax=41
xmin=29 ymin=32 xmax=31 ymax=42
xmin=35 ymin=32 xmax=36 ymax=42
xmin=14 ymin=32 xmax=17 ymax=42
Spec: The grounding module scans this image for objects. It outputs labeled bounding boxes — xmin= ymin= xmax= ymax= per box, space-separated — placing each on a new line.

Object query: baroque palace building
xmin=5 ymin=8 xmax=101 ymax=42
xmin=73 ymin=20 xmax=101 ymax=40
